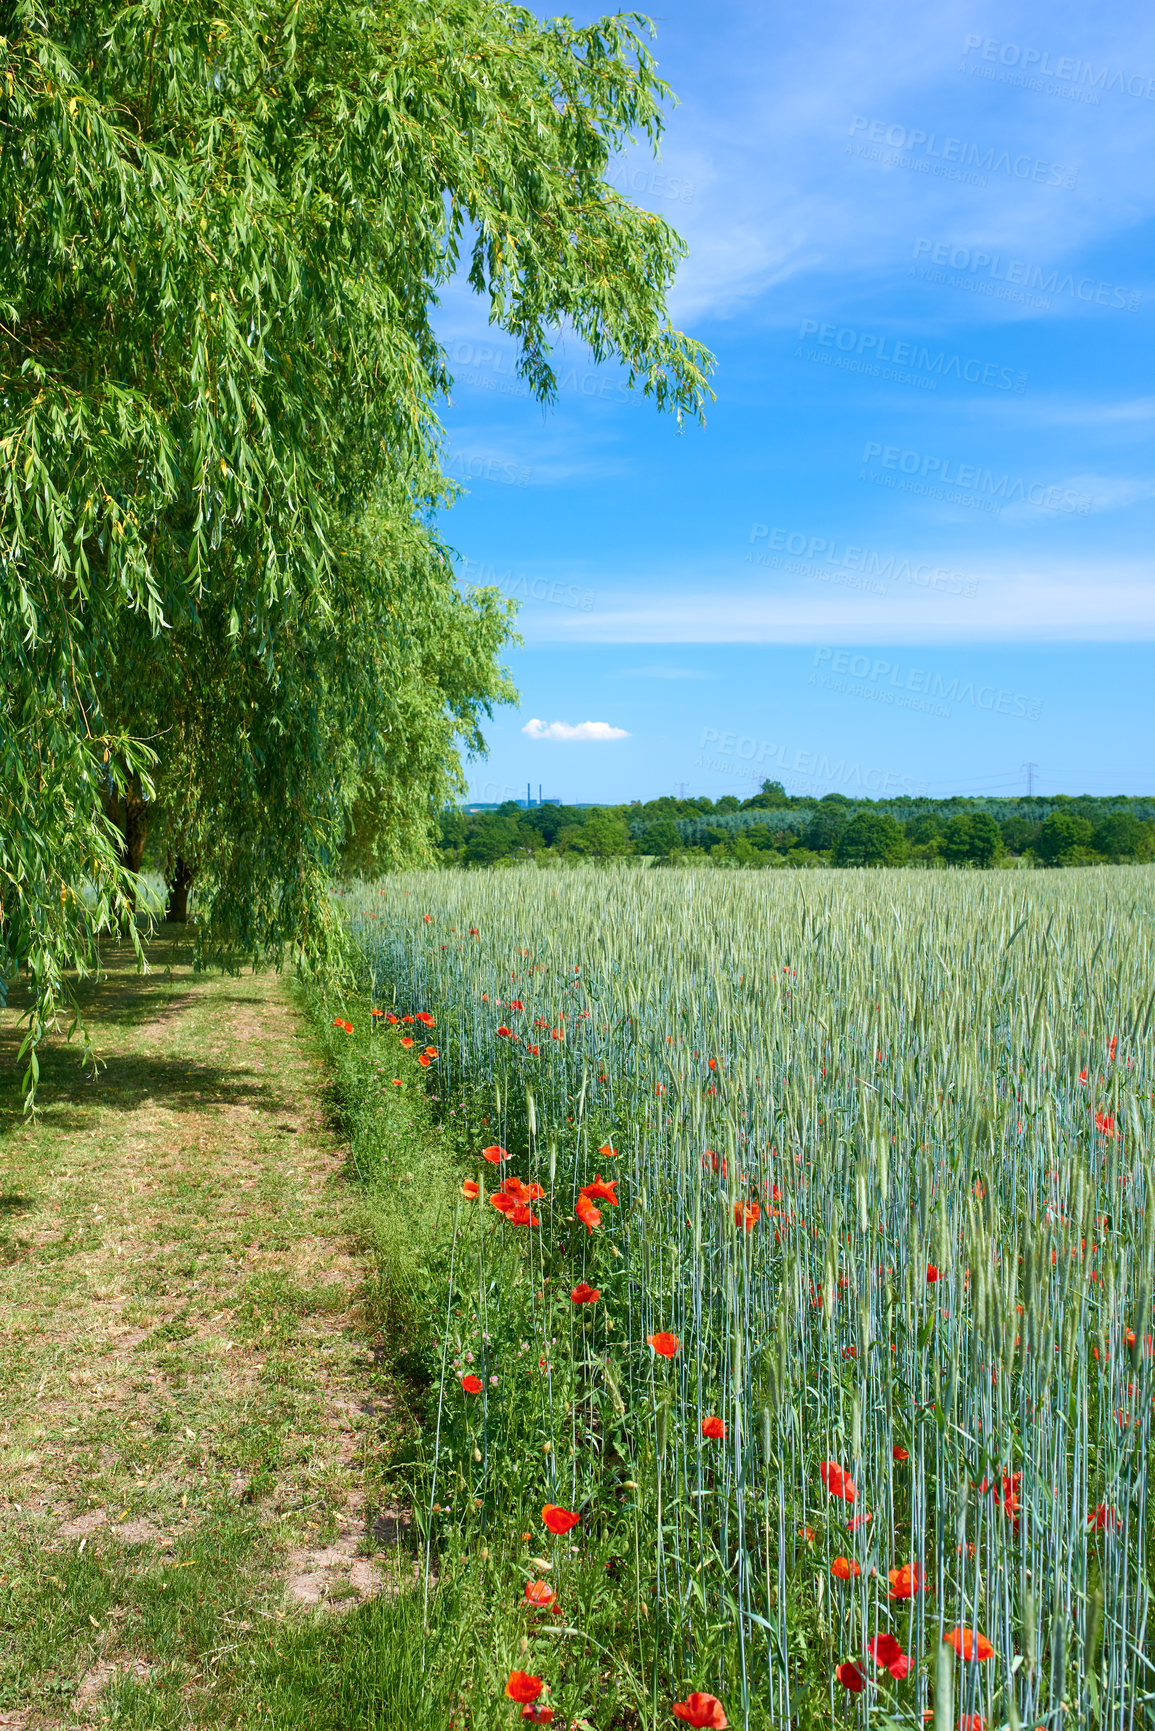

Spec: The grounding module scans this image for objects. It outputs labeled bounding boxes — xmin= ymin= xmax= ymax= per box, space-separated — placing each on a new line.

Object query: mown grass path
xmin=0 ymin=935 xmax=394 ymax=1727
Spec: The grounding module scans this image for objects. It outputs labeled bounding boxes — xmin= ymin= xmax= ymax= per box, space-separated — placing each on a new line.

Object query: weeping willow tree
xmin=0 ymin=0 xmax=713 ymax=1092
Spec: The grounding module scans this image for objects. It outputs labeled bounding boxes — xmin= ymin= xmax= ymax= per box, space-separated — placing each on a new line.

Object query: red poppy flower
xmin=415 ymin=1011 xmax=434 ymax=1026
xmin=501 ymin=1176 xmax=545 ymax=1202
xmin=1095 ymin=1111 xmax=1117 ymax=1138
xmin=647 ymin=1332 xmax=680 ymax=1358
xmin=707 ymin=1058 xmax=717 ymax=1070
xmin=892 ymin=1445 xmax=910 ymax=1462
xmin=575 ymin=1196 xmax=601 ymax=1233
xmin=598 ymin=1142 xmax=619 ymax=1158
xmin=370 ymin=1008 xmax=384 ymax=1018
xmin=423 ymin=1045 xmax=438 ymax=1057
xmin=944 ymin=1628 xmax=994 ymax=1661
xmin=580 ymin=1176 xmax=619 ymax=1205
xmin=418 ymin=1055 xmax=432 ymax=1067
xmin=979 ymin=1471 xmax=1020 ymax=1528
xmin=469 ymin=927 xmax=479 ymax=936
xmin=672 ymin=1694 xmax=726 ymax=1728
xmin=847 ymin=1511 xmax=871 ymax=1533
xmin=541 ymin=1504 xmax=579 ymax=1534
xmin=332 ymin=1017 xmax=354 ymax=1033
xmin=522 ymin=1708 xmax=554 ymax=1724
xmin=524 ymin=1580 xmax=556 ymax=1608
xmin=926 ymin=1263 xmax=941 ymax=1282
xmin=509 ymin=1204 xmax=540 ymax=1226
xmin=460 ymin=1375 xmax=483 ymax=1394
xmin=550 ymin=1028 xmax=564 ymax=1041
xmin=1088 ymin=1503 xmax=1119 ymax=1531
xmin=401 ymin=1015 xmax=414 ymax=1023
xmin=869 ymin=1632 xmax=909 ymax=1679
xmin=734 ymin=1200 xmax=760 ymax=1232
xmin=400 ymin=1036 xmax=415 ymax=1049
xmin=462 ymin=1180 xmax=480 ymax=1199
xmin=482 ymin=1145 xmax=509 ymax=1164
xmin=830 ymin=1556 xmax=860 ymax=1580
xmin=958 ymin=1718 xmax=984 ymax=1731
xmin=506 ymin=1672 xmax=544 ymax=1704
xmin=489 ymin=1193 xmax=516 ymax=1215
xmin=497 ymin=1025 xmax=512 ymax=1038
xmin=527 ymin=1044 xmax=540 ymax=1055
xmin=819 ymin=1461 xmax=856 ymax=1503
xmin=835 ymin=1661 xmax=866 ymax=1693
xmin=701 ymin=1416 xmax=726 ymax=1440
xmin=392 ymin=1079 xmax=402 ymax=1087
xmin=571 ymin=1283 xmax=601 ymax=1304
xmin=509 ymin=1000 xmax=524 ymax=1011
xmin=888 ymin=1562 xmax=925 ymax=1599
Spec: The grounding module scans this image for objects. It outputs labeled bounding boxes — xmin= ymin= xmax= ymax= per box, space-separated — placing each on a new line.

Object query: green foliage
xmin=0 ymin=708 xmax=149 ymax=1096
xmin=437 ymin=795 xmax=1155 ymax=871
xmin=0 ymin=0 xmax=712 ymax=1091
xmin=1093 ymin=810 xmax=1153 ymax=861
xmin=941 ymin=810 xmax=1004 ymax=867
xmin=1036 ymin=811 xmax=1096 ymax=866
xmin=906 ymin=812 xmax=946 ymax=845
xmin=801 ymin=806 xmax=850 ymax=855
xmin=739 ymin=778 xmax=790 ymax=810
xmin=833 ymin=809 xmax=909 ymax=866
xmin=641 ymin=819 xmax=682 ymax=857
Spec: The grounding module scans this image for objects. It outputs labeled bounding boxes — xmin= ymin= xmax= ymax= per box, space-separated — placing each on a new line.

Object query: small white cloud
xmin=522 ymin=718 xmax=631 ymax=742
xmin=611 ymin=666 xmax=714 ymax=680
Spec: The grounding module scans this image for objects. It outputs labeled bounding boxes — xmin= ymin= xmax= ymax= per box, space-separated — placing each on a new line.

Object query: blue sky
xmin=436 ymin=0 xmax=1155 ymax=802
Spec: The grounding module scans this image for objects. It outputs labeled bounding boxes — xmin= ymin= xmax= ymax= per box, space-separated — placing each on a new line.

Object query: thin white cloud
xmin=522 ymin=718 xmax=631 ymax=741
xmin=649 ymin=2 xmax=1155 ymax=324
xmin=511 ymin=557 xmax=1155 ymax=644
xmin=1018 ymin=398 xmax=1155 ymax=428
xmin=610 ymin=666 xmax=714 ymax=679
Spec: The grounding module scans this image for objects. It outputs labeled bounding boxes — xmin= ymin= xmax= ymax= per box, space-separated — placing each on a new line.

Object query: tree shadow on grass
xmin=0 ymin=933 xmax=294 ymax=1144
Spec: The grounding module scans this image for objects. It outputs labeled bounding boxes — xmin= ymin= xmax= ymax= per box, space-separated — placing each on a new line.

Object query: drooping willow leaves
xmin=0 ymin=0 xmax=713 ymax=1094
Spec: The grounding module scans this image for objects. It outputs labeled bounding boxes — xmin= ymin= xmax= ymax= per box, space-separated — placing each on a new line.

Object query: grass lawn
xmin=0 ymin=933 xmax=452 ymax=1729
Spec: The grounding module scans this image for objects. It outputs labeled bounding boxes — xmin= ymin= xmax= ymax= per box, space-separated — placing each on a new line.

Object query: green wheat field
xmin=337 ymin=865 xmax=1155 ymax=1731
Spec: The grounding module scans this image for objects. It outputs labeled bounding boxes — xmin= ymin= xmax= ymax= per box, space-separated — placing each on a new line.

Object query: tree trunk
xmin=165 ymin=858 xmax=195 ymax=923
xmin=116 ymin=787 xmax=150 ymax=920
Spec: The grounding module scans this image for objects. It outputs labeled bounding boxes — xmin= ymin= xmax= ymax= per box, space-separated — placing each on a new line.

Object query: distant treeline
xmin=439 ymin=784 xmax=1155 ymax=868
